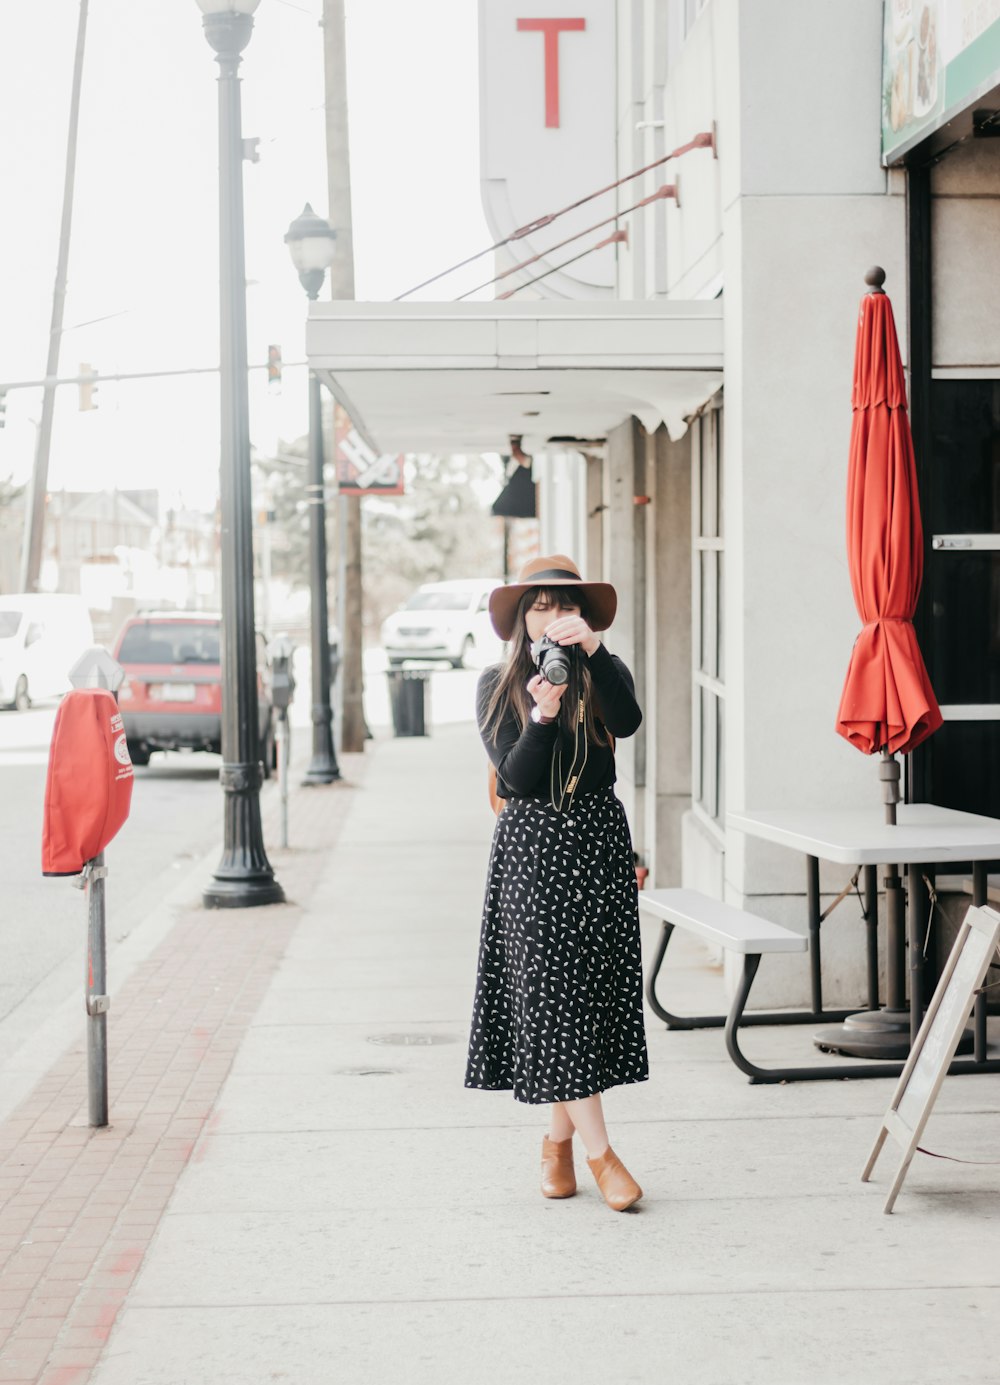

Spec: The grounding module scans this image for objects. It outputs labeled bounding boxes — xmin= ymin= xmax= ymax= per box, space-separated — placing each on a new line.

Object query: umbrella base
xmin=814 ymin=1007 xmax=975 ymax=1060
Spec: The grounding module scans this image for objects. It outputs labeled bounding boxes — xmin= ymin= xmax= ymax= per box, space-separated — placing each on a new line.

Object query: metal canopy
xmin=305 ymin=300 xmax=723 ymax=454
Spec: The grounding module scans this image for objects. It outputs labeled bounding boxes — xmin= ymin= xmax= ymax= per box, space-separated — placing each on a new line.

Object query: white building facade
xmin=307 ymin=1 xmax=1000 ymax=1007
xmin=597 ymin=0 xmax=1000 ymax=1004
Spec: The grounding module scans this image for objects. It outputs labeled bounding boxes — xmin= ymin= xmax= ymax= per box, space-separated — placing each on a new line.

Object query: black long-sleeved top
xmin=477 ymin=643 xmax=642 ymax=801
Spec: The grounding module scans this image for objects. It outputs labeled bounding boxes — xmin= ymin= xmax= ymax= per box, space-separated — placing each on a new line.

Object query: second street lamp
xmin=285 ymin=203 xmax=341 ymax=785
xmin=198 ymin=0 xmax=283 ymax=907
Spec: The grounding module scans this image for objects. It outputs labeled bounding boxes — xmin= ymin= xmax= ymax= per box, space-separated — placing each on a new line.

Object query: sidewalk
xmin=3 ymin=721 xmax=1000 ymax=1384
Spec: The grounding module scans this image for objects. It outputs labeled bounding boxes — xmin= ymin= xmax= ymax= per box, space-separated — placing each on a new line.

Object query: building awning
xmin=305 ymin=300 xmax=723 ymax=455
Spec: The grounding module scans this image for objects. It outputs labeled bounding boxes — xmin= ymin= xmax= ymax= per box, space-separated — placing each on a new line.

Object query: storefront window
xmin=917 ymin=379 xmax=1000 ymax=817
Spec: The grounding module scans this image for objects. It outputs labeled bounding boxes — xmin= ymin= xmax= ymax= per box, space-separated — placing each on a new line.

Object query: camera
xmin=530 ymin=635 xmax=577 ymax=687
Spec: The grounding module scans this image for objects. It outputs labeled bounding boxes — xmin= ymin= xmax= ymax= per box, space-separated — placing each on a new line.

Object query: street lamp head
xmin=196 ymin=0 xmax=261 ymax=13
xmin=197 ymin=0 xmax=261 ymax=59
xmin=284 ymin=203 xmax=337 ymax=300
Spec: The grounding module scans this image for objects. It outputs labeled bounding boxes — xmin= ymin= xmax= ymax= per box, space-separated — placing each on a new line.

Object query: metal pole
xmin=68 ymin=645 xmax=126 ymax=1128
xmin=864 ymin=863 xmax=879 ymax=1010
xmin=907 ymin=862 xmax=924 ymax=1043
xmin=884 ymin=868 xmax=906 ymax=1012
xmin=276 ymin=710 xmax=289 ymax=848
xmin=85 ymin=853 xmax=109 ymax=1126
xmin=973 ymin=861 xmax=987 ymax=1060
xmin=335 ymin=493 xmax=347 ymax=751
xmin=20 ymin=0 xmax=89 ymax=592
xmin=303 ymin=369 xmax=340 ymax=783
xmin=201 ymin=9 xmax=283 ymax=909
xmin=323 ymin=0 xmax=366 ymax=753
xmin=880 ymin=749 xmax=900 ymax=826
xmin=806 ymin=855 xmax=822 ymax=1013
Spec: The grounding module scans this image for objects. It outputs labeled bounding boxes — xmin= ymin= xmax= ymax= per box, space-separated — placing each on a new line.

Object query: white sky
xmin=0 ymin=0 xmax=491 ymax=510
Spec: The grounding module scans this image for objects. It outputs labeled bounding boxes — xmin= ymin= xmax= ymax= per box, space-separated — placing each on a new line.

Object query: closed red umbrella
xmin=817 ymin=267 xmax=944 ymax=1063
xmin=835 ymin=266 xmax=942 ymax=792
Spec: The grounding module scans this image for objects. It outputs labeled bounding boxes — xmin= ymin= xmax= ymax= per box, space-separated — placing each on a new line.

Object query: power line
xmin=0 ymin=362 xmax=309 ymax=394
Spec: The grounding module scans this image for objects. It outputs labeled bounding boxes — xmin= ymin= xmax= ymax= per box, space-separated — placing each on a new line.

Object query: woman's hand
xmin=544 ymin=613 xmax=600 ymax=656
xmin=526 ymin=673 xmax=566 ymax=721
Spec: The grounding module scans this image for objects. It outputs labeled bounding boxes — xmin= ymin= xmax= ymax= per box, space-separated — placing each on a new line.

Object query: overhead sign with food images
xmin=883 ymin=0 xmax=1000 ymax=163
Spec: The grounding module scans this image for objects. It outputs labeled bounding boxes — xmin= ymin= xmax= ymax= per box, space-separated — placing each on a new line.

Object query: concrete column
xmin=585 ymin=453 xmax=605 ymax=578
xmin=535 ymin=451 xmax=587 ymax=560
xmin=645 ymin=425 xmax=692 ymax=885
xmin=604 ymin=416 xmax=646 ymax=842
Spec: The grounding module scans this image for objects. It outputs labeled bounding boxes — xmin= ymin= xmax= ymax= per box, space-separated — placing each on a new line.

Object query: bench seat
xmin=638 ymin=885 xmax=906 ymax=1084
xmin=638 ymin=888 xmax=807 ymax=955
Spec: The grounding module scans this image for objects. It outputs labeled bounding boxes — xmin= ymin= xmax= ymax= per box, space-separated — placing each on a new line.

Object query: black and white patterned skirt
xmin=465 ymin=787 xmax=649 ymax=1105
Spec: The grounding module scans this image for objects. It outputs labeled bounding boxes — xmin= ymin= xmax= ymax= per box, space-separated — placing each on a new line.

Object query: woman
xmin=465 ymin=555 xmax=649 ymax=1212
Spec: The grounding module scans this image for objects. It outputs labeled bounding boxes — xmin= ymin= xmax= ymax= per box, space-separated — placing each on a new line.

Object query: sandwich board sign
xmin=862 ymin=903 xmax=1000 ymax=1214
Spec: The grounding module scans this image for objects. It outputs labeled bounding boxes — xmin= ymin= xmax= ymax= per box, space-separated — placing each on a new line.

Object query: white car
xmin=381 ymin=579 xmax=504 ymax=669
xmin=0 ymin=594 xmax=94 ymax=710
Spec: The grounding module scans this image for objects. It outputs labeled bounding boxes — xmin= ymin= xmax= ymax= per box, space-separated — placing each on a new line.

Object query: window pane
xmin=716 ymin=695 xmax=726 ymax=823
xmin=717 ymin=550 xmax=725 ymax=683
xmin=930 ymin=380 xmax=1000 ymax=535
xmin=716 ymin=409 xmax=724 ymax=540
xmin=925 ymin=551 xmax=1000 ymax=704
xmin=690 ymin=417 xmax=702 ymax=537
xmin=693 ymin=683 xmax=703 ymax=805
xmin=924 ymin=720 xmax=1000 ymax=820
xmin=701 ymin=550 xmax=718 ymax=679
xmin=700 ymin=416 xmax=719 ymax=539
xmin=700 ymin=687 xmax=718 ymax=818
xmin=117 ymin=621 xmax=220 ymax=665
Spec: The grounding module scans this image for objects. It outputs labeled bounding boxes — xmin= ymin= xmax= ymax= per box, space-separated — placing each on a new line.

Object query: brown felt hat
xmin=488 ymin=554 xmax=617 ymax=641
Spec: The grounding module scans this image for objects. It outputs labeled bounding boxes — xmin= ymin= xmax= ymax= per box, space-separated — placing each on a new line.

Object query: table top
xmin=727 ymin=803 xmax=1000 ymax=865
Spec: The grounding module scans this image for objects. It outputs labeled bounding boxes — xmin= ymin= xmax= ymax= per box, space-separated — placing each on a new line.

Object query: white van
xmin=380 ymin=578 xmax=504 ymax=669
xmin=0 ymin=594 xmax=94 ymax=710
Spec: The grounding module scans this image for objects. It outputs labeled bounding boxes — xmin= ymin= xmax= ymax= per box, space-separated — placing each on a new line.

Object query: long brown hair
xmin=482 ymin=587 xmax=610 ymax=747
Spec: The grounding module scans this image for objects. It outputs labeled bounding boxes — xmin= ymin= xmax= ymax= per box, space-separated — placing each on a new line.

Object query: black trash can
xmin=387 ymin=668 xmax=429 ymax=736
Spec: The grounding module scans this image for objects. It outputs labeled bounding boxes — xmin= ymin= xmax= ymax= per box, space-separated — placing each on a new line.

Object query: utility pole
xmin=323 ymin=0 xmax=366 ymax=752
xmin=21 ymin=0 xmax=89 ymax=593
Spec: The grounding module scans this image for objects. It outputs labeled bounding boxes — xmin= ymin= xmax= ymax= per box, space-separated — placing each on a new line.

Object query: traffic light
xmin=267 ymin=344 xmax=282 ymax=395
xmin=78 ymin=363 xmax=98 ymax=411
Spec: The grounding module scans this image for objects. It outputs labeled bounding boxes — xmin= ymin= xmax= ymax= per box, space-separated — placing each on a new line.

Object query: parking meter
xmin=270 ymin=637 xmax=296 ymax=713
xmin=328 ymin=627 xmax=341 ymax=686
xmin=42 ymin=687 xmax=134 ymax=876
xmin=268 ymin=637 xmax=295 ymax=848
xmin=43 ymin=648 xmax=131 ymax=1130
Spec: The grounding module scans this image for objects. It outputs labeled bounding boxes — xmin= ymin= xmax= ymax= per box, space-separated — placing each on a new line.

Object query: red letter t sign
xmin=516 ymin=17 xmax=586 ymax=128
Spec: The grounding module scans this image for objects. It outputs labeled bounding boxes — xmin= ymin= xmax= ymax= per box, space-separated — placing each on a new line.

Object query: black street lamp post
xmin=284 ymin=204 xmax=340 ymax=785
xmin=198 ymin=0 xmax=284 ymax=908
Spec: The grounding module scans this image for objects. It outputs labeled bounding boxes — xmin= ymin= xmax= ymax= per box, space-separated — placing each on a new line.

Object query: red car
xmin=113 ymin=612 xmax=275 ymax=772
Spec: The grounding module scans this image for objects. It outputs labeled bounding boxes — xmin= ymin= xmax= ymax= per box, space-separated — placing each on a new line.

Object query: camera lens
xmin=542 ymin=649 xmax=571 ymax=685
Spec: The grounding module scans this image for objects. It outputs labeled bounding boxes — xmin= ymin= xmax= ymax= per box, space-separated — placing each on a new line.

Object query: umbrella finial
xmin=864 ymin=265 xmax=886 ymax=294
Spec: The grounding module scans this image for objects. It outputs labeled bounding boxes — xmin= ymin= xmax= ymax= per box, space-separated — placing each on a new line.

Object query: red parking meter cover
xmin=42 ymin=688 xmax=135 ymax=876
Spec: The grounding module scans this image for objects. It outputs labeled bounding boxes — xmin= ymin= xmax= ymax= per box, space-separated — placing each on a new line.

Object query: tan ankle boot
xmin=586 ymin=1146 xmax=643 ymax=1211
xmin=541 ymin=1136 xmax=577 ymax=1198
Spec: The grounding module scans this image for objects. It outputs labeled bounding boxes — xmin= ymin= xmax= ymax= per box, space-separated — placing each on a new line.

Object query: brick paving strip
xmin=0 ymin=753 xmax=364 ymax=1385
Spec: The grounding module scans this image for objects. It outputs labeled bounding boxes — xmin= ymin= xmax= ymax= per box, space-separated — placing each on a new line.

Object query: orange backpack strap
xmin=488 ymin=761 xmax=505 ymax=816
